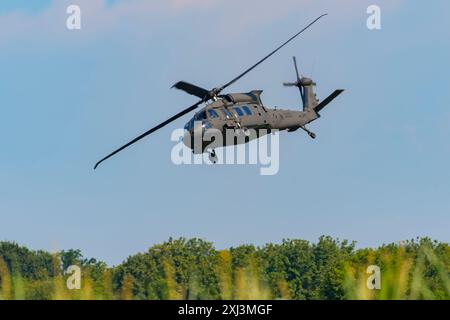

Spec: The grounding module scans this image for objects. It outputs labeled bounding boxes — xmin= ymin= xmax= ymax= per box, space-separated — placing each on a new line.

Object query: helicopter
xmin=94 ymin=14 xmax=344 ymax=169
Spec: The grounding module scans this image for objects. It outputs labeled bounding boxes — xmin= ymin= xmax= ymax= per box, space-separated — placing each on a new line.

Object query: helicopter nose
xmin=183 ymin=131 xmax=193 ymax=148
xmin=183 ymin=120 xmax=211 ymax=149
xmin=183 ymin=128 xmax=203 ymax=149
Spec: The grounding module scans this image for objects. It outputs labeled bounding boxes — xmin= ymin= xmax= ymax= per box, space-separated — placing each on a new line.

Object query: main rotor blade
xmin=217 ymin=14 xmax=327 ymax=94
xmin=94 ymin=100 xmax=203 ymax=169
xmin=172 ymin=81 xmax=210 ymax=100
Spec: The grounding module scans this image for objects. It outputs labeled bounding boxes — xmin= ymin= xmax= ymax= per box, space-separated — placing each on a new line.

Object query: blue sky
xmin=0 ymin=0 xmax=449 ymax=265
xmin=0 ymin=0 xmax=52 ymax=13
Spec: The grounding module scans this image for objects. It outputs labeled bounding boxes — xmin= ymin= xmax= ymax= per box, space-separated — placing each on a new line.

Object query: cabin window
xmin=242 ymin=106 xmax=252 ymax=116
xmin=208 ymin=109 xmax=219 ymax=118
xmin=234 ymin=107 xmax=244 ymax=117
xmin=221 ymin=108 xmax=233 ymax=119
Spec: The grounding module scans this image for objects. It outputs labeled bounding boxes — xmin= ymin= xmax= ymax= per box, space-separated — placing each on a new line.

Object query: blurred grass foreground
xmin=0 ymin=236 xmax=449 ymax=300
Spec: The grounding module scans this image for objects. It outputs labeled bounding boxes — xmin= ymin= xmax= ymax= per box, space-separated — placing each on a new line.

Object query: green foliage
xmin=114 ymin=238 xmax=221 ymax=299
xmin=0 ymin=242 xmax=56 ymax=280
xmin=0 ymin=237 xmax=449 ymax=300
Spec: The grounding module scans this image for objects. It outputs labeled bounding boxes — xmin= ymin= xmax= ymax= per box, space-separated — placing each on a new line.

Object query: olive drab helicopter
xmin=94 ymin=14 xmax=344 ymax=169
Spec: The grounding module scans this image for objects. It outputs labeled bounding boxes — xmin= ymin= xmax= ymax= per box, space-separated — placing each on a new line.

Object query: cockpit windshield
xmin=194 ymin=111 xmax=207 ymax=121
xmin=184 ymin=110 xmax=212 ymax=132
xmin=184 ymin=118 xmax=194 ymax=131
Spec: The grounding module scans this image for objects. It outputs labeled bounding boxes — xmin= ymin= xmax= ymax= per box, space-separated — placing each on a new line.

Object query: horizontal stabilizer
xmin=315 ymin=89 xmax=344 ymax=113
xmin=172 ymin=81 xmax=210 ymax=99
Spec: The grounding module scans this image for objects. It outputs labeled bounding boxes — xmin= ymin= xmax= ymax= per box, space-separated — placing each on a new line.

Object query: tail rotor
xmin=283 ymin=56 xmax=308 ymax=108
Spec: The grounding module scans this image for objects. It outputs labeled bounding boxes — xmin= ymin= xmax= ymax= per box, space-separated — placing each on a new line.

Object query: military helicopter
xmin=94 ymin=14 xmax=344 ymax=169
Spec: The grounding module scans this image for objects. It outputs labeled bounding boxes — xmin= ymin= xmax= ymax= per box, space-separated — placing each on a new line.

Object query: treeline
xmin=0 ymin=237 xmax=449 ymax=300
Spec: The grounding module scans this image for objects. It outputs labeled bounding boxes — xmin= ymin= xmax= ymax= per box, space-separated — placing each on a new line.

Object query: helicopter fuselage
xmin=182 ymin=90 xmax=319 ymax=152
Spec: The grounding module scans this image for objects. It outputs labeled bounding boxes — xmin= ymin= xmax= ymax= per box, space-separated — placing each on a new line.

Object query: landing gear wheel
xmin=301 ymin=126 xmax=316 ymax=140
xmin=208 ymin=149 xmax=218 ymax=164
